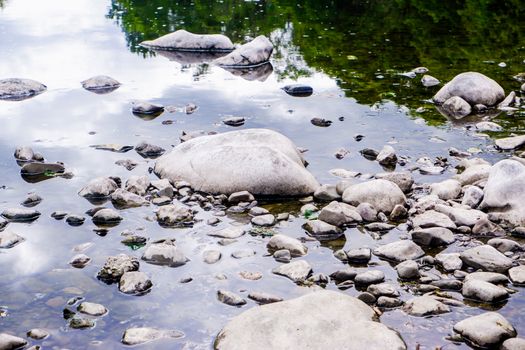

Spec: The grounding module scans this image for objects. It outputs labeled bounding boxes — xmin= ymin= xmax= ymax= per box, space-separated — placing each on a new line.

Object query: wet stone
xmin=346 ymin=248 xmax=371 ymax=263
xmin=119 ymin=271 xmax=152 ymax=295
xmin=141 ymin=241 xmax=188 ymax=267
xmin=273 ymin=249 xmax=291 ymax=263
xmin=411 ymin=227 xmax=455 ymax=246
xmin=81 ymin=75 xmax=120 ymax=93
xmin=27 ymin=329 xmax=49 ymax=340
xmin=77 ymin=302 xmax=107 ymax=316
xmin=248 ymin=292 xmax=283 ymax=304
xmin=267 ymin=234 xmax=307 ymax=257
xmin=21 ymin=193 xmax=42 ymax=207
xmin=208 ymin=226 xmax=245 ymax=239
xmin=1 ymin=208 xmax=40 ymax=222
xmin=135 ymin=141 xmax=165 ymax=158
xmin=156 ymin=203 xmax=193 ymax=227
xmin=203 ymin=250 xmax=222 ymax=264
xmin=217 ymin=290 xmax=246 ymax=306
xmin=132 ymin=101 xmax=164 ymax=115
xmin=508 ymin=265 xmax=525 ymax=285
xmin=283 ymin=84 xmax=313 ymax=97
xmin=303 ymin=219 xmax=343 ymax=241
xmin=222 ymin=116 xmax=245 ymax=127
xmin=272 ymin=260 xmax=312 ymax=283
xmin=373 ymin=240 xmax=424 ymax=262
xmin=92 ymin=208 xmax=122 ymax=226
xmin=310 ymin=117 xmax=332 ymax=127
xmin=97 ymin=254 xmax=140 ymax=283
xmin=453 ymin=312 xmax=516 ymax=348
xmin=0 ymin=78 xmax=46 ymax=100
xmin=231 ymin=249 xmax=256 ymax=259
xmin=69 ymin=317 xmax=95 ymax=329
xmin=115 ymin=159 xmax=138 ymax=171
xmin=251 ymin=214 xmax=276 ymax=226
xmin=403 ymin=296 xmax=450 ymax=317
xmin=460 ymin=245 xmax=514 ymax=273
xmin=354 ymin=270 xmax=384 ymax=286
xmin=395 ymin=260 xmax=419 ymax=280
xmin=122 ymin=327 xmax=184 ymax=346
xmin=69 ymin=254 xmax=91 ymax=268
xmin=66 ymin=215 xmax=85 ymax=226
xmin=0 ymin=231 xmax=24 ymax=249
xmin=462 ymin=279 xmax=508 ymax=303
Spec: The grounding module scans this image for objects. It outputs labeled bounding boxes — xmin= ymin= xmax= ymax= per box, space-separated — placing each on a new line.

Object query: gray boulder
xmin=119 ymin=271 xmax=152 ymax=294
xmin=411 ymin=227 xmax=455 ymax=246
xmin=140 ymin=29 xmax=234 ymax=51
xmin=460 ymin=245 xmax=513 ymax=273
xmin=480 ymin=159 xmax=525 ymax=226
xmin=373 ymin=240 xmax=424 ymax=262
xmin=302 ymin=220 xmax=343 ymax=241
xmin=508 ymin=266 xmax=525 ymax=285
xmin=343 ymin=179 xmax=406 ymax=214
xmin=433 ymin=72 xmax=505 ymax=106
xmin=318 ymin=201 xmax=361 ymax=226
xmin=214 ymin=290 xmax=407 ymax=350
xmin=214 ymin=35 xmax=272 ymax=67
xmin=111 ymin=189 xmax=147 ymax=207
xmin=97 ymin=254 xmax=139 ymax=283
xmin=453 ymin=312 xmax=516 ymax=348
xmin=156 ymin=203 xmax=193 ymax=226
xmin=154 ymin=129 xmax=319 ymax=196
xmin=0 ymin=78 xmax=46 ymax=100
xmin=435 ymin=253 xmax=463 ymax=272
xmin=462 ymin=279 xmax=508 ymax=303
xmin=440 ymin=96 xmax=471 ymax=118
xmin=411 ymin=210 xmax=456 ymax=230
xmin=374 ymin=172 xmax=414 ymax=193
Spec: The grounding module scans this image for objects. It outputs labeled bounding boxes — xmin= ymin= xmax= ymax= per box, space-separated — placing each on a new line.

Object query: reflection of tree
xmin=109 ymin=0 xmax=525 ymax=117
xmin=0 ymin=0 xmax=5 ymax=9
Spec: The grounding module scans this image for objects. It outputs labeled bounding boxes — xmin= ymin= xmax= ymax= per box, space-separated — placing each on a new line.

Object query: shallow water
xmin=0 ymin=0 xmax=524 ymax=349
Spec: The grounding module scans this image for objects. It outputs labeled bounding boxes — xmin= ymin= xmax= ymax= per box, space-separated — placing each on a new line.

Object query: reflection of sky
xmin=0 ymin=1 xmax=516 ymax=348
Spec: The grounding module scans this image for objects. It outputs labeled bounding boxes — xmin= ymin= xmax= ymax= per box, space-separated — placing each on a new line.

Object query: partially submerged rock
xmin=132 ymin=102 xmax=164 ymax=116
xmin=1 ymin=208 xmax=40 ymax=222
xmin=81 ymin=75 xmax=120 ymax=94
xmin=214 ymin=290 xmax=407 ymax=350
xmin=119 ymin=271 xmax=153 ymax=295
xmin=267 ymin=234 xmax=307 ymax=256
xmin=373 ymin=240 xmax=424 ymax=262
xmin=283 ymin=84 xmax=313 ymax=97
xmin=214 ymin=35 xmax=273 ymax=67
xmin=342 ymin=179 xmax=406 ymax=214
xmin=433 ymin=72 xmax=505 ymax=107
xmin=402 ymin=296 xmax=450 ymax=317
xmin=140 ymin=29 xmax=234 ymax=52
xmin=154 ymin=129 xmax=319 ymax=196
xmin=0 ymin=333 xmax=28 ymax=349
xmin=156 ymin=203 xmax=193 ymax=227
xmin=141 ymin=241 xmax=188 ymax=267
xmin=122 ymin=327 xmax=184 ymax=346
xmin=0 ymin=231 xmax=25 ymax=249
xmin=97 ymin=254 xmax=140 ymax=283
xmin=0 ymin=78 xmax=46 ymax=101
xmin=453 ymin=312 xmax=516 ymax=348
xmin=440 ymin=96 xmax=471 ymax=119
xmin=272 ymin=260 xmax=312 ymax=283
xmin=78 ymin=177 xmax=118 ymax=199
xmin=460 ymin=245 xmax=514 ymax=273
xmin=20 ymin=162 xmax=65 ymax=176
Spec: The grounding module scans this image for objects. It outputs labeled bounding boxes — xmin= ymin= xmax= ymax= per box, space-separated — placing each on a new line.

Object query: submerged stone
xmin=0 ymin=78 xmax=46 ymax=101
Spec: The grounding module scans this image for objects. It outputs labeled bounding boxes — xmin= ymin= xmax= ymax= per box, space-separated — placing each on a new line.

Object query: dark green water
xmin=0 ymin=0 xmax=524 ymax=349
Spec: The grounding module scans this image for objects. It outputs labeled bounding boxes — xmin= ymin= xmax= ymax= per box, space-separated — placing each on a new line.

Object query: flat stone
xmin=434 ymin=204 xmax=487 ymax=227
xmin=346 ymin=248 xmax=371 ymax=263
xmin=81 ymin=75 xmax=120 ymax=93
xmin=140 ymin=29 xmax=235 ymax=51
xmin=92 ymin=208 xmax=122 ymax=226
xmin=395 ymin=260 xmax=419 ymax=280
xmin=508 ymin=265 xmax=525 ymax=285
xmin=421 ymin=75 xmax=440 ymax=87
xmin=411 ymin=227 xmax=455 ymax=246
xmin=283 ymin=84 xmax=313 ymax=97
xmin=248 ymin=292 xmax=283 ymax=304
xmin=402 ymin=296 xmax=450 ymax=317
xmin=460 ymin=245 xmax=514 ymax=273
xmin=314 ymin=184 xmax=341 ymax=201
xmin=453 ymin=312 xmax=516 ymax=348
xmin=412 ymin=210 xmax=456 ymax=230
xmin=435 ymin=253 xmax=463 ymax=272
xmin=441 ymin=96 xmax=472 ymax=118
xmin=496 ymin=135 xmax=525 ymax=151
xmin=251 ymin=214 xmax=276 ymax=226
xmin=203 ymin=250 xmax=222 ymax=264
xmin=1 ymin=208 xmax=40 ymax=222
xmin=135 ymin=141 xmax=165 ymax=158
xmin=141 ymin=241 xmax=188 ymax=267
xmin=122 ymin=327 xmax=184 ymax=346
xmin=366 ymin=283 xmax=399 ymax=297
xmin=208 ymin=226 xmax=245 ymax=239
xmin=501 ymin=338 xmax=525 ymax=350
xmin=214 ymin=290 xmax=406 ymax=350
xmin=69 ymin=254 xmax=91 ymax=268
xmin=430 ymin=179 xmax=462 ymax=200
xmin=462 ymin=279 xmax=508 ymax=302
xmin=78 ymin=177 xmax=118 ymax=198
xmin=0 ymin=78 xmax=46 ymax=100
xmin=272 ymin=260 xmax=312 ymax=283
xmin=464 ymin=272 xmax=509 ymax=285
xmin=374 ymin=172 xmax=414 ymax=193
xmin=111 ymin=189 xmax=147 ymax=207
xmin=373 ymin=240 xmax=424 ymax=262
xmin=318 ymin=201 xmax=361 ymax=226
xmin=214 ymin=35 xmax=272 ymax=67
xmin=21 ymin=162 xmax=65 ymax=176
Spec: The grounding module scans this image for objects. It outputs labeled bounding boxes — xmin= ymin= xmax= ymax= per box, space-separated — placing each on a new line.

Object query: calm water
xmin=0 ymin=0 xmax=524 ymax=349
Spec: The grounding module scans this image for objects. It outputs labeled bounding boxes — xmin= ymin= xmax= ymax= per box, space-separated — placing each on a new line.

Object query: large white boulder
xmin=480 ymin=159 xmax=525 ymax=226
xmin=140 ymin=29 xmax=234 ymax=51
xmin=154 ymin=129 xmax=319 ymax=196
xmin=342 ymin=179 xmax=406 ymax=214
xmin=214 ymin=290 xmax=406 ymax=350
xmin=214 ymin=35 xmax=273 ymax=67
xmin=433 ymin=72 xmax=504 ymax=106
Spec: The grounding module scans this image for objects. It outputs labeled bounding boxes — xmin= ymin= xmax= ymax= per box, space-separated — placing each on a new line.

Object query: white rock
xmin=272 ymin=260 xmax=312 ymax=282
xmin=154 ymin=129 xmax=319 ymax=196
xmin=374 ymin=172 xmax=414 ymax=193
xmin=453 ymin=312 xmax=516 ymax=348
xmin=376 ymin=145 xmax=397 ymax=166
xmin=480 ymin=160 xmax=525 ymax=226
xmin=0 ymin=333 xmax=27 ymax=349
xmin=430 ymin=179 xmax=462 ymax=200
xmin=441 ymin=96 xmax=472 ymax=118
xmin=78 ymin=302 xmax=107 ymax=316
xmin=508 ymin=265 xmax=525 ymax=285
xmin=141 ymin=242 xmax=188 ymax=267
xmin=140 ymin=29 xmax=234 ymax=51
xmin=214 ymin=35 xmax=273 ymax=67
xmin=214 ymin=290 xmax=407 ymax=350
xmin=435 ymin=252 xmax=462 ymax=271
xmin=81 ymin=75 xmax=120 ymax=92
xmin=411 ymin=210 xmax=456 ymax=230
xmin=434 ymin=204 xmax=487 ymax=227
xmin=421 ymin=75 xmax=440 ymax=87
xmin=476 ymin=121 xmax=502 ymax=132
xmin=267 ymin=234 xmax=307 ymax=257
xmin=122 ymin=327 xmax=184 ymax=346
xmin=343 ymin=179 xmax=406 ymax=214
xmin=119 ymin=271 xmax=153 ymax=294
xmin=0 ymin=231 xmax=25 ymax=249
xmin=0 ymin=78 xmax=46 ymax=100
xmin=411 ymin=227 xmax=455 ymax=246
xmin=403 ymin=296 xmax=450 ymax=316
xmin=462 ymin=279 xmax=508 ymax=302
xmin=208 ymin=226 xmax=245 ymax=239
xmin=495 ymin=135 xmax=525 ymax=151
xmin=373 ymin=241 xmax=424 ymax=262
xmin=462 ymin=185 xmax=484 ymax=208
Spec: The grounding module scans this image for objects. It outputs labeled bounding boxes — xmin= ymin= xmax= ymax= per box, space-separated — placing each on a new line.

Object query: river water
xmin=0 ymin=0 xmax=524 ymax=349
